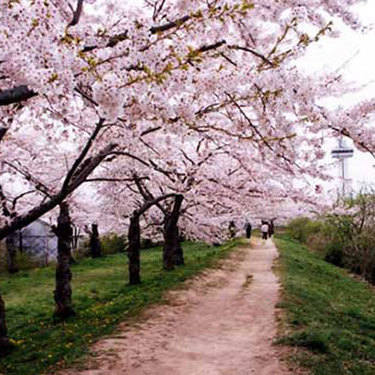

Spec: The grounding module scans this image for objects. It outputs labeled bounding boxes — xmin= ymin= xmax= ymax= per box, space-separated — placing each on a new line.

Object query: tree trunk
xmin=0 ymin=293 xmax=13 ymax=354
xmin=128 ymin=213 xmax=141 ymax=285
xmin=6 ymin=233 xmax=18 ymax=274
xmin=89 ymin=223 xmax=102 ymax=258
xmin=172 ymin=226 xmax=184 ymax=266
xmin=163 ymin=195 xmax=184 ymax=271
xmin=53 ymin=203 xmax=75 ymax=319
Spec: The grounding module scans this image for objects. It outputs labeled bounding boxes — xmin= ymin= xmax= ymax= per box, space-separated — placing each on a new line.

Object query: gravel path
xmin=64 ymin=239 xmax=288 ymax=375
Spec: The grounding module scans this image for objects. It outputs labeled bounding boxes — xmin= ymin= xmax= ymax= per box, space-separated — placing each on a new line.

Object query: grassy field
xmin=275 ymin=233 xmax=375 ymax=375
xmin=0 ymin=240 xmax=241 ymax=375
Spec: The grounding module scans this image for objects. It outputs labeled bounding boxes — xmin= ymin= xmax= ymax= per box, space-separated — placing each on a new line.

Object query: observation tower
xmin=331 ymin=138 xmax=354 ymax=197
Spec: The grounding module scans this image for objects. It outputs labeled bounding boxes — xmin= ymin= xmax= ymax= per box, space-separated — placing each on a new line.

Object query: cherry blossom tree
xmin=0 ymin=0 xmax=374 ymax=353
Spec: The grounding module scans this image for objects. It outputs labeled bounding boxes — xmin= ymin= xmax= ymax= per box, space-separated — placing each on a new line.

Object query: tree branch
xmin=61 ymin=118 xmax=105 ymax=193
xmin=150 ymin=15 xmax=190 ymax=34
xmin=12 ymin=190 xmax=35 ymax=210
xmin=84 ymin=177 xmax=148 ymax=183
xmin=198 ymin=40 xmax=226 ymax=53
xmin=136 ymin=193 xmax=176 ymax=217
xmin=229 ymin=45 xmax=274 ymax=66
xmin=328 ymin=125 xmax=375 ymax=158
xmin=0 ymin=127 xmax=8 ymax=141
xmin=110 ymin=151 xmax=151 ymax=167
xmin=0 ymin=185 xmax=12 ymax=218
xmin=68 ymin=0 xmax=84 ymax=27
xmin=140 ymin=126 xmax=162 ymax=137
xmin=0 ymin=142 xmax=117 ymax=241
xmin=66 ymin=143 xmax=118 ymax=193
xmin=0 ymin=85 xmax=37 ymax=107
xmin=4 ymin=161 xmax=53 ymax=198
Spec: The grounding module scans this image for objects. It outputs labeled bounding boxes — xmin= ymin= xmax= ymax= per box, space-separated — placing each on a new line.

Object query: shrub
xmin=0 ymin=247 xmax=42 ymax=273
xmin=287 ymin=190 xmax=375 ymax=285
xmin=324 ymin=242 xmax=344 ymax=267
xmin=140 ymin=238 xmax=162 ymax=249
xmin=286 ymin=217 xmax=312 ymax=243
xmin=101 ymin=233 xmax=127 ymax=255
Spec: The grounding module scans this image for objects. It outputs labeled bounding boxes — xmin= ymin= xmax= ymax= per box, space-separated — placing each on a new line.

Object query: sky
xmin=338 ymin=1 xmax=375 ymax=191
xmin=300 ymin=0 xmax=375 ymax=191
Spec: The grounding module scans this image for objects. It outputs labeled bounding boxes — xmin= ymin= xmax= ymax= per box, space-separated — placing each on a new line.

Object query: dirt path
xmin=66 ymin=239 xmax=288 ymax=375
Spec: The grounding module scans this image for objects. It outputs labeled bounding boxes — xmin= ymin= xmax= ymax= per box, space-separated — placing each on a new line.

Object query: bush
xmin=286 ymin=217 xmax=329 ymax=245
xmin=324 ymin=242 xmax=344 ymax=267
xmin=140 ymin=238 xmax=162 ymax=249
xmin=286 ymin=217 xmax=312 ymax=243
xmin=286 ymin=191 xmax=375 ymax=285
xmin=0 ymin=246 xmax=43 ymax=273
xmin=101 ymin=233 xmax=127 ymax=255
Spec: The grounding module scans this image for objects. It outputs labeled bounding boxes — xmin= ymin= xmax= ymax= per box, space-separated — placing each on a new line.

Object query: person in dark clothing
xmin=244 ymin=220 xmax=252 ymax=239
xmin=228 ymin=221 xmax=236 ymax=238
xmin=268 ymin=219 xmax=275 ymax=238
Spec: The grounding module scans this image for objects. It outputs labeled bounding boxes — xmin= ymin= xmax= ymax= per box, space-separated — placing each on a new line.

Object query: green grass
xmin=274 ymin=233 xmax=375 ymax=375
xmin=0 ymin=240 xmax=241 ymax=375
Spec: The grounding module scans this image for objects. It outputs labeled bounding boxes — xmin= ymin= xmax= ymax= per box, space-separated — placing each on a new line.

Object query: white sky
xmin=301 ymin=0 xmax=375 ymax=190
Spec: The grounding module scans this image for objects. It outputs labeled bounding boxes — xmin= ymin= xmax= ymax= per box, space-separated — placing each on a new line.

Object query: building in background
xmin=14 ymin=219 xmax=58 ymax=265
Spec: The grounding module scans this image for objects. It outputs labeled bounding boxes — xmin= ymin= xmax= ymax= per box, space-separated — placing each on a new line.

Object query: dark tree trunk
xmin=163 ymin=195 xmax=184 ymax=271
xmin=19 ymin=230 xmax=23 ymax=252
xmin=71 ymin=224 xmax=80 ymax=251
xmin=172 ymin=226 xmax=184 ymax=266
xmin=125 ymin=193 xmax=177 ymax=285
xmin=6 ymin=233 xmax=18 ymax=274
xmin=89 ymin=223 xmax=102 ymax=258
xmin=128 ymin=213 xmax=141 ymax=285
xmin=53 ymin=203 xmax=75 ymax=319
xmin=0 ymin=293 xmax=13 ymax=354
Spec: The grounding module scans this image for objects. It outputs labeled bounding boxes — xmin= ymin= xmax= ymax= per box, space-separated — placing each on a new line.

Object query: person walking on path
xmin=261 ymin=221 xmax=269 ymax=240
xmin=228 ymin=220 xmax=237 ymax=238
xmin=244 ymin=220 xmax=252 ymax=239
xmin=268 ymin=219 xmax=274 ymax=238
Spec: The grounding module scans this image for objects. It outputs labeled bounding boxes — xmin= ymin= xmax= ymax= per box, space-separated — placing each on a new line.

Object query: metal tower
xmin=331 ymin=138 xmax=354 ymax=197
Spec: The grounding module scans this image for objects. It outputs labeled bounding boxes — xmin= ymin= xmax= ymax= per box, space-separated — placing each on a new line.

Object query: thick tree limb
xmin=0 ymin=85 xmax=37 ymax=106
xmin=67 ymin=143 xmax=118 ymax=193
xmin=133 ymin=174 xmax=154 ymax=202
xmin=68 ymin=0 xmax=84 ymax=27
xmin=150 ymin=15 xmax=190 ymax=34
xmin=0 ymin=143 xmax=117 ymax=241
xmin=133 ymin=173 xmax=169 ymax=215
xmin=61 ymin=118 xmax=105 ymax=193
xmin=0 ymin=185 xmax=12 ymax=218
xmin=199 ymin=40 xmax=226 ymax=53
xmin=0 ymin=127 xmax=7 ymax=141
xmin=136 ymin=193 xmax=176 ymax=217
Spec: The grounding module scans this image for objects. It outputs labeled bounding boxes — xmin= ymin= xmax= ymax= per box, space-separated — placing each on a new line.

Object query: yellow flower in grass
xmin=9 ymin=338 xmax=25 ymax=346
